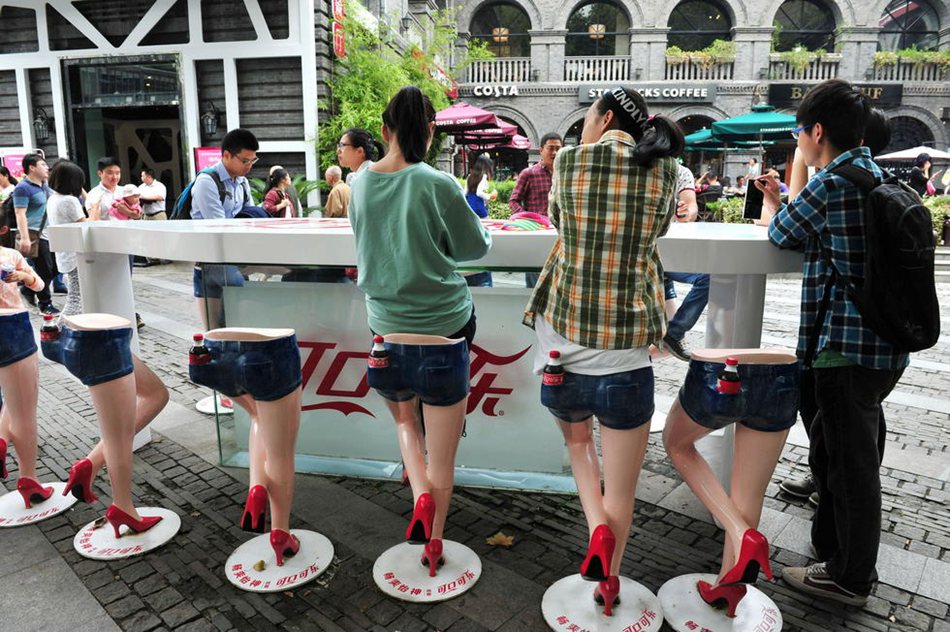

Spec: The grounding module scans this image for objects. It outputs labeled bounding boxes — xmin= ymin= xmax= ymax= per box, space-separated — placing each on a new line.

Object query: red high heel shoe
xmin=593 ymin=576 xmax=621 ymax=616
xmin=17 ymin=477 xmax=53 ymax=509
xmin=240 ymin=485 xmax=267 ymax=533
xmin=105 ymin=504 xmax=163 ymax=539
xmin=420 ymin=539 xmax=445 ymax=578
xmin=719 ymin=529 xmax=774 ymax=585
xmin=405 ymin=492 xmax=435 ymax=544
xmin=63 ymin=458 xmax=98 ymax=503
xmin=270 ymin=529 xmax=300 ymax=567
xmin=698 ymin=580 xmax=748 ymax=618
xmin=579 ymin=524 xmax=615 ymax=582
xmin=0 ymin=437 xmax=7 ymax=479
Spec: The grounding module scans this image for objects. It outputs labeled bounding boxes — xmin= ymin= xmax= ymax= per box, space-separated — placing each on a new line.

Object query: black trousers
xmin=808 ymin=363 xmax=904 ymax=595
xmin=23 ymin=238 xmax=55 ymax=305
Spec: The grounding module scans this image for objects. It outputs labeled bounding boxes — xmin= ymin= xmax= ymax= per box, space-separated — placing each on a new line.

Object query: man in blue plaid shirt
xmin=758 ymin=79 xmax=909 ymax=607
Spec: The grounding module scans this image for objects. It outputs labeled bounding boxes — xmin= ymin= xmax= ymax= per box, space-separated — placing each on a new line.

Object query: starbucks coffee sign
xmin=579 ymin=83 xmax=716 ymax=103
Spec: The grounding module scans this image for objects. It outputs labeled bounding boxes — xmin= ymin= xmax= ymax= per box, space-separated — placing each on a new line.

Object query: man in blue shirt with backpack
xmin=758 ymin=79 xmax=912 ymax=606
xmin=189 ymin=128 xmax=259 ymax=328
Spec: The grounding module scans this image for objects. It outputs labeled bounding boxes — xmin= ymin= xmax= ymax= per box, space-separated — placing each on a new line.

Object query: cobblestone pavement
xmin=1 ymin=262 xmax=948 ymax=632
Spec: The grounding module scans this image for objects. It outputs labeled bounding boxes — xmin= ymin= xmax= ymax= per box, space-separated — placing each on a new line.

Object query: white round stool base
xmin=225 ymin=529 xmax=333 ymax=593
xmin=74 ymin=507 xmax=180 ymax=560
xmin=658 ymin=573 xmax=782 ymax=632
xmin=541 ymin=574 xmax=664 ymax=632
xmin=196 ymin=394 xmax=233 ymax=415
xmin=0 ymin=482 xmax=78 ymax=528
xmin=373 ymin=540 xmax=481 ymax=603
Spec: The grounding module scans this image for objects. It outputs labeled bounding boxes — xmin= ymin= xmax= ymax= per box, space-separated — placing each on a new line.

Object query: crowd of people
xmin=0 ymin=76 xmax=929 ymax=616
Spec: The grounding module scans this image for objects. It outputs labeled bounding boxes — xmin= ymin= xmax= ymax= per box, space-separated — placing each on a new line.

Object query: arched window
xmin=773 ymin=0 xmax=836 ymax=51
xmin=470 ymin=3 xmax=531 ymax=57
xmin=667 ymin=0 xmax=732 ymax=51
xmin=566 ymin=2 xmax=630 ymax=57
xmin=564 ymin=117 xmax=586 ymax=146
xmin=878 ymin=0 xmax=940 ymax=51
xmin=677 ymin=114 xmax=716 ymax=136
xmin=884 ymin=116 xmax=935 ymax=153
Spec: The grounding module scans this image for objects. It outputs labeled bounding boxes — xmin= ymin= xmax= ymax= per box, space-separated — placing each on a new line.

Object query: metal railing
xmin=563 ymin=56 xmax=629 ymax=82
xmin=769 ymin=53 xmax=841 ymax=81
xmin=665 ymin=60 xmax=734 ymax=81
xmin=870 ymin=60 xmax=949 ymax=82
xmin=466 ymin=58 xmax=532 ymax=84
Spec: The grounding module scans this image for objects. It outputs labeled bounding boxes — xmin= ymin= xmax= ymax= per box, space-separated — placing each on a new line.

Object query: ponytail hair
xmin=342 ymin=128 xmax=383 ymax=163
xmin=0 ymin=165 xmax=17 ymax=186
xmin=597 ymin=86 xmax=685 ymax=167
xmin=381 ymin=85 xmax=436 ymax=164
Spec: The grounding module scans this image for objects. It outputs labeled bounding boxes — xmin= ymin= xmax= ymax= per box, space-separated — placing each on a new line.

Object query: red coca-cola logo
xmin=298 ymin=341 xmax=531 ymax=418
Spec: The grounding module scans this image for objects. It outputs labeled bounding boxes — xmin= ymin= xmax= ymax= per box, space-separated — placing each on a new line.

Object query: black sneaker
xmin=39 ymin=303 xmax=60 ymax=315
xmin=780 ymin=473 xmax=816 ymax=499
xmin=808 ymin=491 xmax=820 ymax=507
xmin=136 ymin=313 xmax=145 ymax=330
xmin=783 ymin=563 xmax=868 ymax=606
xmin=662 ymin=334 xmax=691 ymax=361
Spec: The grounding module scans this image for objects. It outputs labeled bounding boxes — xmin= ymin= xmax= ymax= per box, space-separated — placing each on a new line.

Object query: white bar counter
xmin=49 ymin=218 xmax=803 ymax=491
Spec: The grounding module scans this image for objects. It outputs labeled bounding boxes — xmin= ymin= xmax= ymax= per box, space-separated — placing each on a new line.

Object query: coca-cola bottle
xmin=717 ymin=356 xmax=741 ymax=394
xmin=542 ymin=350 xmax=564 ymax=386
xmin=40 ymin=313 xmax=60 ymax=341
xmin=189 ymin=333 xmax=212 ymax=365
xmin=368 ymin=335 xmax=389 ymax=368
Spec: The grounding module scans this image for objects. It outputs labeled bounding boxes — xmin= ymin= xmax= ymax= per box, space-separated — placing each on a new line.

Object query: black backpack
xmin=0 ymin=195 xmax=15 ymax=248
xmin=170 ymin=168 xmax=226 ymax=220
xmin=807 ymin=164 xmax=939 ymax=361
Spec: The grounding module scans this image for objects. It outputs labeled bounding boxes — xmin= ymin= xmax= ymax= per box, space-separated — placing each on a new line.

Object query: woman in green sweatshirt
xmin=350 ymin=86 xmax=492 ymax=575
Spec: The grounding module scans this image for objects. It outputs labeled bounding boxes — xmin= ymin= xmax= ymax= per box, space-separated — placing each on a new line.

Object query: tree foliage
xmin=318 ymin=3 xmax=491 ymax=171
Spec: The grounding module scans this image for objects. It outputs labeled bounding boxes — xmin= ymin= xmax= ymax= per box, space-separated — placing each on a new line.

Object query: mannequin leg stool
xmin=189 ymin=327 xmax=333 ymax=592
xmin=41 ymin=313 xmax=180 ymax=558
xmin=0 ymin=308 xmax=78 ymax=527
xmin=367 ymin=334 xmax=481 ymax=603
xmin=658 ymin=348 xmax=794 ymax=632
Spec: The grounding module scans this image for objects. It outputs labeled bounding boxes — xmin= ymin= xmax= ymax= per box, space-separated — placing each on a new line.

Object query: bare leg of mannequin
xmin=663 ymin=401 xmax=787 ymax=580
xmin=254 ymin=388 xmax=301 ymax=532
xmin=422 ymin=399 xmax=466 ymax=540
xmin=87 ymin=372 xmax=141 ymax=519
xmin=601 ymin=424 xmax=651 ymax=575
xmin=229 ymin=394 xmax=264 ymax=489
xmin=83 ymin=356 xmax=169 ymax=476
xmin=386 ymin=398 xmax=430 ymax=500
xmin=0 ymin=353 xmax=39 ymax=479
xmin=559 ymin=418 xmax=609 ymax=530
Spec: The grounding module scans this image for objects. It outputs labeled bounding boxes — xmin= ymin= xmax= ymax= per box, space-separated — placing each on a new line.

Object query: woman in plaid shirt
xmin=525 ymin=86 xmax=683 ymax=614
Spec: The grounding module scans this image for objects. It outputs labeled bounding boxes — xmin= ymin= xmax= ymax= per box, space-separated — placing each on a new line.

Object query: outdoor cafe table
xmin=49 ymin=218 xmax=802 ymax=491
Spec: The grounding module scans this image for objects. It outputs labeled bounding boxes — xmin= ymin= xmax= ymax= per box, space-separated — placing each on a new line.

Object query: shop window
xmin=566 ymin=1 xmax=631 ymax=57
xmin=564 ymin=118 xmax=585 ymax=146
xmin=878 ymin=0 xmax=940 ymax=51
xmin=773 ymin=0 xmax=836 ymax=52
xmin=470 ymin=3 xmax=531 ymax=57
xmin=677 ymin=114 xmax=716 ymax=136
xmin=667 ymin=0 xmax=732 ymax=51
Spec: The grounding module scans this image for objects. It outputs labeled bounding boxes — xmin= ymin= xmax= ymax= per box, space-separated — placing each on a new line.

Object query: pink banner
xmin=194 ymin=147 xmax=220 ymax=174
xmin=2 ymin=154 xmax=26 ymax=179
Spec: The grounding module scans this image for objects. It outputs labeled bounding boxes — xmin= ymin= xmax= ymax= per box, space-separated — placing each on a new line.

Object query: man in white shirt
xmin=138 ymin=168 xmax=167 ymax=220
xmin=84 ymin=156 xmax=121 ymax=221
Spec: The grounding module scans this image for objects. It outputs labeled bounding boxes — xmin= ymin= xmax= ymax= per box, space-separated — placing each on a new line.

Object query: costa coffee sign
xmin=224 ymin=284 xmax=567 ymax=483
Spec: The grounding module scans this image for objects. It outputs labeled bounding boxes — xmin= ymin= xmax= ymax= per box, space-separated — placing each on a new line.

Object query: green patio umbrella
xmin=711 ymin=105 xmax=796 ymax=142
xmin=684 ymin=127 xmax=776 ymax=152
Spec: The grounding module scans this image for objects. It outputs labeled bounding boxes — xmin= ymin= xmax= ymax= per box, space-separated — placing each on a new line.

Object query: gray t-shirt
xmin=46 ymin=192 xmax=85 ymax=272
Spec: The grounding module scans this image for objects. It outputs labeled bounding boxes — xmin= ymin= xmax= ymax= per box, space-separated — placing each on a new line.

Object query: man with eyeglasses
xmin=191 ymin=128 xmax=259 ymax=220
xmin=191 ymin=128 xmax=259 ymax=330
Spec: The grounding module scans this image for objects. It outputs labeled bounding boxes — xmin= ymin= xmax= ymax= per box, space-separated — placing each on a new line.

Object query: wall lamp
xmin=201 ymin=100 xmax=220 ymax=137
xmin=32 ymin=107 xmax=51 ymax=143
xmin=400 ymin=15 xmax=412 ymax=32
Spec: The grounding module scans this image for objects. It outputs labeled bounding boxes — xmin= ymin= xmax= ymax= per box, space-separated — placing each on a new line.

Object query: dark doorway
xmin=63 ymin=55 xmax=185 ymax=198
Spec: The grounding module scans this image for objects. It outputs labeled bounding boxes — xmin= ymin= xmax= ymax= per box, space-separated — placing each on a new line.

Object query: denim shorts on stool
xmin=541 ymin=367 xmax=655 ymax=430
xmin=42 ymin=327 xmax=134 ymax=386
xmin=0 ymin=310 xmax=38 ymax=368
xmin=189 ymin=335 xmax=302 ymax=401
xmin=367 ymin=339 xmax=469 ymax=407
xmin=678 ymin=359 xmax=800 ymax=432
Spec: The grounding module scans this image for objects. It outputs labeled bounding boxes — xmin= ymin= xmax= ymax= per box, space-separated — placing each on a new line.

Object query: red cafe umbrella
xmin=456 ymin=119 xmax=518 ymax=145
xmin=467 ymin=134 xmax=531 ymax=151
xmin=435 ymin=102 xmax=500 ymax=133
